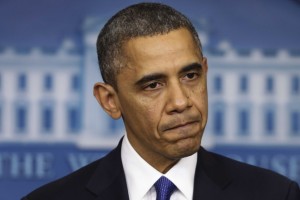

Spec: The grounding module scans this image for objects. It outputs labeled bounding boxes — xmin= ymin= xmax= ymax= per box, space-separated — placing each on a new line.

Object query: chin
xmin=171 ymin=137 xmax=201 ymax=159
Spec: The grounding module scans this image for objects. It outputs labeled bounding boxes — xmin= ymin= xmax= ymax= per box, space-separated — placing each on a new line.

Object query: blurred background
xmin=0 ymin=0 xmax=300 ymax=199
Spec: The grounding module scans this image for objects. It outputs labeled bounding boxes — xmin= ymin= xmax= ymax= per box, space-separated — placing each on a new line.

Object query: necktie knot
xmin=154 ymin=176 xmax=177 ymax=200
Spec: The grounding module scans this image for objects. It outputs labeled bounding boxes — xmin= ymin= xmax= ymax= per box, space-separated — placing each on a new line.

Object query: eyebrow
xmin=134 ymin=62 xmax=203 ymax=87
xmin=135 ymin=73 xmax=167 ymax=87
xmin=179 ymin=63 xmax=202 ymax=74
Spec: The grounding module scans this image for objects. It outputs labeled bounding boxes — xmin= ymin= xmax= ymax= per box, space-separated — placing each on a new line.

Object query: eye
xmin=144 ymin=82 xmax=163 ymax=90
xmin=183 ymin=72 xmax=199 ymax=81
xmin=187 ymin=73 xmax=196 ymax=79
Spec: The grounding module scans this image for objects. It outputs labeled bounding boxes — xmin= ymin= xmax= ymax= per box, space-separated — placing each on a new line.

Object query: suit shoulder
xmin=207 ymin=150 xmax=300 ymax=199
xmin=22 ymin=151 xmax=111 ymax=200
xmin=24 ymin=159 xmax=98 ymax=199
xmin=209 ymin=151 xmax=290 ymax=182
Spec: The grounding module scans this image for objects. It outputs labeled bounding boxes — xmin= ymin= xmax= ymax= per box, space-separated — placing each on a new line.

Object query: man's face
xmin=115 ymin=28 xmax=208 ymax=171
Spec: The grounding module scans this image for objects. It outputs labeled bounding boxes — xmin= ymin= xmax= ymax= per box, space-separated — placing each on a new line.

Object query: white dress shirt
xmin=121 ymin=134 xmax=197 ymax=200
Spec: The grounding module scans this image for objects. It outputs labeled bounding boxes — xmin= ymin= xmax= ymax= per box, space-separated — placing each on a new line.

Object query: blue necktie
xmin=154 ymin=176 xmax=177 ymax=200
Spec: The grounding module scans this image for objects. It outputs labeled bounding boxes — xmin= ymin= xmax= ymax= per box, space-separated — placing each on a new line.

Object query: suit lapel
xmin=86 ymin=139 xmax=129 ymax=200
xmin=84 ymin=142 xmax=232 ymax=199
xmin=193 ymin=147 xmax=232 ymax=200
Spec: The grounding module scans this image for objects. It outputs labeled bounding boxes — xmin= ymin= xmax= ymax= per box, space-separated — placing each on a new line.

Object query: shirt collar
xmin=164 ymin=152 xmax=197 ymax=200
xmin=121 ymin=134 xmax=197 ymax=200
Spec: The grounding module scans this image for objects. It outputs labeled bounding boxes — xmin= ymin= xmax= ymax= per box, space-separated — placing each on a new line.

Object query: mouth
xmin=163 ymin=120 xmax=199 ymax=132
xmin=161 ymin=120 xmax=201 ymax=143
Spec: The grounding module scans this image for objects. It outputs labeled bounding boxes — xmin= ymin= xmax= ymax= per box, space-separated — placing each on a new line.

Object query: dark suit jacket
xmin=22 ymin=140 xmax=300 ymax=200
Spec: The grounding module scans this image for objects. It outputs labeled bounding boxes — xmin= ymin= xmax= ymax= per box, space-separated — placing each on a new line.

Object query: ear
xmin=93 ymin=82 xmax=122 ymax=119
xmin=202 ymin=56 xmax=208 ymax=74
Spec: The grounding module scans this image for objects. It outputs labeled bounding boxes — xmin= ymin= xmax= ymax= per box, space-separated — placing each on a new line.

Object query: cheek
xmin=192 ymin=80 xmax=207 ymax=96
xmin=138 ymin=96 xmax=162 ymax=124
xmin=124 ymin=95 xmax=162 ymax=128
xmin=191 ymin=85 xmax=208 ymax=113
xmin=200 ymin=92 xmax=208 ymax=111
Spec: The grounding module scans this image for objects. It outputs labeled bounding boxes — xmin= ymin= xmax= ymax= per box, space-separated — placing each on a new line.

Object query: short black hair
xmin=96 ymin=2 xmax=202 ymax=89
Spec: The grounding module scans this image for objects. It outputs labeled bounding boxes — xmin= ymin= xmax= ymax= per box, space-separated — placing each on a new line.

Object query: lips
xmin=161 ymin=117 xmax=201 ymax=133
xmin=160 ymin=120 xmax=201 ymax=143
xmin=164 ymin=121 xmax=198 ymax=131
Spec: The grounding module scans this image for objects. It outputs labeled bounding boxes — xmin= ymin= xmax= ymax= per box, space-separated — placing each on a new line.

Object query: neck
xmin=145 ymin=154 xmax=180 ymax=174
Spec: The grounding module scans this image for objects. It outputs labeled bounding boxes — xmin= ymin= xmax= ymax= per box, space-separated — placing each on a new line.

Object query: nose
xmin=165 ymin=81 xmax=191 ymax=114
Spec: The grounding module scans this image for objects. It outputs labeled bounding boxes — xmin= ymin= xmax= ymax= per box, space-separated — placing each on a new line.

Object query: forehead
xmin=122 ymin=28 xmax=201 ymax=74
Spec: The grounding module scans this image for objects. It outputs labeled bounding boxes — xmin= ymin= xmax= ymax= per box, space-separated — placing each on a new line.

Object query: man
xmin=22 ymin=3 xmax=300 ymax=200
